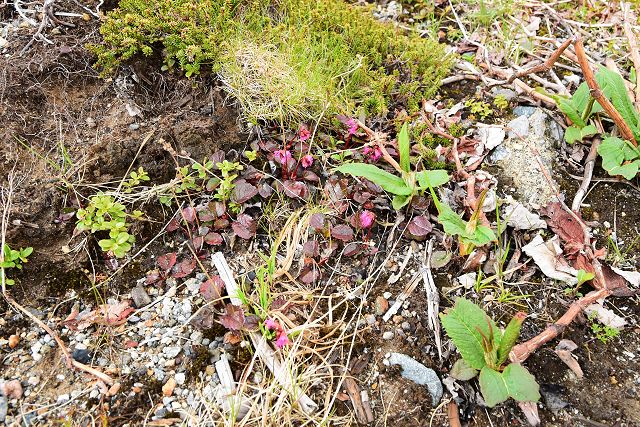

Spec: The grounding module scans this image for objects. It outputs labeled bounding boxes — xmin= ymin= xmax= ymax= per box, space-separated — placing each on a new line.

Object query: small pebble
xmin=162 ymin=378 xmax=176 ymax=397
xmin=382 ymin=331 xmax=394 ymax=340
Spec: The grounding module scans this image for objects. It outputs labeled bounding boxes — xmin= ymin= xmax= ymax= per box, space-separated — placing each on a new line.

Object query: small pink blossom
xmin=299 ymin=126 xmax=311 ymax=142
xmin=359 ymin=210 xmax=375 ymax=228
xmin=346 ymin=118 xmax=359 ymax=136
xmin=301 ymin=155 xmax=314 ymax=168
xmin=363 ymin=146 xmax=382 ymax=161
xmin=273 ymin=150 xmax=292 ymax=165
xmin=275 ymin=332 xmax=290 ymax=348
xmin=264 ymin=318 xmax=278 ymax=330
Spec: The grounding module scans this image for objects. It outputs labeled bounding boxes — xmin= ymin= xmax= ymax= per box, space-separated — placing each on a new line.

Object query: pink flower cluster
xmin=363 ymin=145 xmax=382 ymax=161
xmin=346 ymin=118 xmax=359 ymax=136
xmin=274 ymin=149 xmax=292 ymax=165
xmin=359 ymin=210 xmax=375 ymax=228
xmin=299 ymin=126 xmax=311 ymax=142
xmin=301 ymin=154 xmax=314 ymax=168
xmin=265 ymin=318 xmax=290 ymax=348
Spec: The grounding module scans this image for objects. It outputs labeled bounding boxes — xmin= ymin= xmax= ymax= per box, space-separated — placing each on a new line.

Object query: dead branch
xmin=506 ymin=37 xmax=575 ymax=84
xmin=571 ymin=137 xmax=601 ymax=212
xmin=623 ymin=2 xmax=640 ymax=110
xmin=574 ymin=38 xmax=638 ymax=146
xmin=509 ymin=287 xmax=611 ymax=363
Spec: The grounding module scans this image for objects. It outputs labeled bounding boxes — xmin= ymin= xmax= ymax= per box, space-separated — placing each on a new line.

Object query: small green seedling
xmin=428 ymin=187 xmax=496 ymax=255
xmin=122 ymin=166 xmax=150 ymax=193
xmin=0 ymin=244 xmax=33 ymax=286
xmin=336 ymin=123 xmax=450 ymax=209
xmin=441 ymin=298 xmax=540 ymax=407
xmin=76 ymin=194 xmax=139 ymax=258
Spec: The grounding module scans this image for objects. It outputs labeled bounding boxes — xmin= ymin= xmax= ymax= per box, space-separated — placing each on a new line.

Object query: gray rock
xmin=540 ymin=384 xmax=569 ymax=412
xmin=175 ymin=373 xmax=186 ymax=385
xmin=0 ymin=394 xmax=7 ymax=423
xmin=382 ymin=331 xmax=394 ymax=340
xmin=496 ymin=108 xmax=562 ymax=207
xmin=387 ymin=352 xmax=443 ymax=406
xmin=513 ymin=105 xmax=538 ymax=117
xmin=163 ymin=346 xmax=181 ymax=358
xmin=131 ymin=285 xmax=152 ymax=308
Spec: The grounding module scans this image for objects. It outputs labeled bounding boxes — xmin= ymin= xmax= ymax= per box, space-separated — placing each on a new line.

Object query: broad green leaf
xmin=555 ymin=96 xmax=586 ymax=128
xmin=598 ymin=137 xmax=626 ymax=171
xmin=450 ymin=358 xmax=478 ymax=381
xmin=608 ymin=160 xmax=640 ymax=180
xmin=416 ymin=170 xmax=450 ymax=188
xmin=576 ymin=269 xmax=595 ymax=286
xmin=440 ymin=298 xmax=501 ymax=370
xmin=335 ymin=163 xmax=412 ymax=195
xmin=466 ymin=225 xmax=496 ymax=246
xmin=392 ymin=194 xmax=410 ymax=210
xmin=398 ymin=123 xmax=411 ymax=173
xmin=479 ymin=367 xmax=509 ymax=407
xmin=502 ymin=363 xmax=541 ymax=403
xmin=596 ymin=67 xmax=640 ymax=137
xmin=597 ymin=137 xmax=640 ymax=179
xmin=564 ymin=124 xmax=597 ymax=144
xmin=497 ymin=313 xmax=525 ymax=365
xmin=436 ymin=202 xmax=468 ymax=237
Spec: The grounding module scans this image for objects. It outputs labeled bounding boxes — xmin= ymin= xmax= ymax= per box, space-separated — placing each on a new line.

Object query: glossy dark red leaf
xmin=204 ymin=232 xmax=223 ymax=245
xmin=219 ymin=304 xmax=245 ymax=331
xmin=299 ymin=264 xmax=320 ymax=284
xmin=309 ymin=213 xmax=325 ymax=231
xmin=301 ymin=170 xmax=320 ymax=182
xmin=157 ymin=252 xmax=177 ymax=271
xmin=166 ymin=218 xmax=181 ymax=232
xmin=281 ymin=180 xmax=309 ymax=199
xmin=331 ymin=224 xmax=354 ymax=242
xmin=258 ymin=183 xmax=273 ymax=198
xmin=182 ymin=206 xmax=196 ymax=223
xmin=303 ymin=240 xmax=320 ymax=258
xmin=343 ymin=242 xmax=362 ymax=257
xmin=232 ymin=214 xmax=257 ymax=239
xmin=172 ymin=257 xmax=196 ymax=278
xmin=200 ymin=276 xmax=225 ymax=302
xmin=214 ymin=218 xmax=230 ymax=230
xmin=407 ymin=215 xmax=433 ymax=239
xmin=198 ymin=210 xmax=216 ymax=222
xmin=232 ymin=179 xmax=258 ymax=203
xmin=191 ymin=236 xmax=204 ymax=250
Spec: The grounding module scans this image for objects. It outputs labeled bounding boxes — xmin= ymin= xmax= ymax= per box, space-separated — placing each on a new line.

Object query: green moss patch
xmin=92 ymin=0 xmax=454 ymax=125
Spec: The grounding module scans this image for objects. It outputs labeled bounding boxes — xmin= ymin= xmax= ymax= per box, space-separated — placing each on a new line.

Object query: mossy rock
xmin=92 ymin=0 xmax=454 ymax=125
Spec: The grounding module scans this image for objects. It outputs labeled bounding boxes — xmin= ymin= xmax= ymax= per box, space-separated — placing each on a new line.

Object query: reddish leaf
xmin=243 ymin=314 xmax=260 ymax=331
xmin=157 ymin=252 xmax=177 ymax=272
xmin=301 ymin=170 xmax=320 ymax=182
xmin=166 ymin=218 xmax=181 ymax=232
xmin=172 ymin=257 xmax=196 ymax=278
xmin=190 ymin=306 xmax=215 ymax=329
xmin=407 ymin=215 xmax=433 ymax=240
xmin=182 ymin=206 xmax=196 ymax=223
xmin=353 ymin=191 xmax=372 ymax=204
xmin=343 ymin=242 xmax=362 ymax=257
xmin=224 ymin=331 xmax=243 ymax=345
xmin=210 ymin=150 xmax=225 ymax=166
xmin=206 ymin=178 xmax=220 ymax=192
xmin=198 ymin=210 xmax=216 ymax=222
xmin=303 ymin=240 xmax=320 ymax=257
xmin=211 ymin=201 xmax=226 ymax=218
xmin=204 ymin=232 xmax=223 ymax=245
xmin=331 ymin=224 xmax=354 ymax=242
xmin=232 ymin=179 xmax=258 ymax=203
xmin=299 ymin=264 xmax=320 ymax=284
xmin=324 ymin=178 xmax=348 ymax=213
xmin=258 ymin=183 xmax=274 ymax=198
xmin=232 ymin=214 xmax=257 ymax=239
xmin=191 ymin=236 xmax=204 ymax=250
xmin=219 ymin=304 xmax=245 ymax=331
xmin=146 ymin=270 xmax=162 ymax=285
xmin=281 ymin=180 xmax=309 ymax=199
xmin=309 ymin=213 xmax=325 ymax=231
xmin=200 ymin=276 xmax=225 ymax=302
xmin=214 ymin=218 xmax=230 ymax=230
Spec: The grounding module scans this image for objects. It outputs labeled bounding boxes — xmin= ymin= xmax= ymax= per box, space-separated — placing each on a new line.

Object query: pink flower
xmin=359 ymin=210 xmax=375 ymax=228
xmin=299 ymin=126 xmax=311 ymax=142
xmin=264 ymin=318 xmax=278 ymax=330
xmin=346 ymin=118 xmax=359 ymax=136
xmin=363 ymin=146 xmax=382 ymax=161
xmin=273 ymin=150 xmax=292 ymax=165
xmin=301 ymin=155 xmax=314 ymax=168
xmin=275 ymin=331 xmax=290 ymax=348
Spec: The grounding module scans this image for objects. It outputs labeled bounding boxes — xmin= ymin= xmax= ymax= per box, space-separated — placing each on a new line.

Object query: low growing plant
xmin=76 ymin=194 xmax=142 ymax=258
xmin=336 ymin=123 xmax=450 ymax=209
xmin=441 ymin=298 xmax=540 ymax=407
xmin=0 ymin=244 xmax=33 ymax=286
xmin=551 ymin=67 xmax=640 ymax=179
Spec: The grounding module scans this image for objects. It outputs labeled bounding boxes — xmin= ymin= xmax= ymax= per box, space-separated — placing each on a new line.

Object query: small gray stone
xmin=131 ymin=285 xmax=152 ymax=308
xmin=507 ymin=115 xmax=529 ymax=138
xmin=387 ymin=352 xmax=443 ymax=406
xmin=513 ymin=105 xmax=538 ymax=117
xmin=0 ymin=395 xmax=7 ymax=423
xmin=57 ymin=394 xmax=70 ymax=404
xmin=175 ymin=373 xmax=186 ymax=385
xmin=382 ymin=331 xmax=394 ymax=340
xmin=164 ymin=346 xmax=181 ymax=358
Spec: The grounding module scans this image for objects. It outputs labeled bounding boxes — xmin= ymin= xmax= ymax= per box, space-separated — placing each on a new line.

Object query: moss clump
xmin=92 ymin=0 xmax=454 ymax=125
